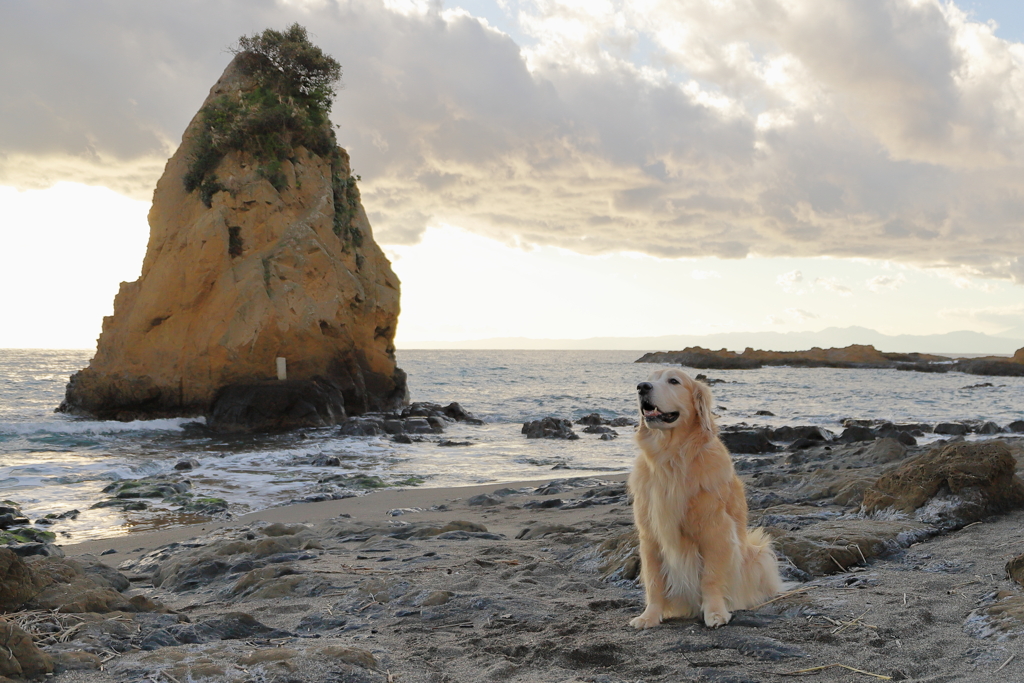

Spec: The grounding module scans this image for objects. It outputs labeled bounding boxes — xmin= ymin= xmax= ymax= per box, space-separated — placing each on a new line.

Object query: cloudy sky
xmin=2 ymin=0 xmax=1024 ymax=349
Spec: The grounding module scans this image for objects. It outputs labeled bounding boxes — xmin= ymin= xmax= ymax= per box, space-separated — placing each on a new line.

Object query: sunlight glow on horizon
xmin=1 ymin=183 xmax=1022 ymax=351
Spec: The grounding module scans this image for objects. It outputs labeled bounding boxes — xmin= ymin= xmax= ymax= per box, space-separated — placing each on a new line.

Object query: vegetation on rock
xmin=183 ymin=23 xmax=363 ymax=247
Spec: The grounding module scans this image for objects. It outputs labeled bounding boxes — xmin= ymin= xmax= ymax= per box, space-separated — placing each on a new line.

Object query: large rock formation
xmin=60 ymin=46 xmax=406 ymax=423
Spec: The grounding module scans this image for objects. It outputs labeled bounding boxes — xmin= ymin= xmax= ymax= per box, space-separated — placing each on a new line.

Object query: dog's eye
xmin=668 ymin=378 xmax=680 ymax=385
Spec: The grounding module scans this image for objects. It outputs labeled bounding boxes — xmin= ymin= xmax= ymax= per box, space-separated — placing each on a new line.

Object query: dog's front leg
xmin=630 ymin=535 xmax=667 ymax=629
xmin=697 ymin=514 xmax=737 ymax=628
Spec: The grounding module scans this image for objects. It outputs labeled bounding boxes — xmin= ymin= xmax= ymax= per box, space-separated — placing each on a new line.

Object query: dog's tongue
xmin=644 ymin=408 xmax=661 ymax=419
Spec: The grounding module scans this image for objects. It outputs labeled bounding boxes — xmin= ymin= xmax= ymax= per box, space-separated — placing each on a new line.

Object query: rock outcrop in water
xmin=637 ymin=343 xmax=1024 ymax=376
xmin=636 ymin=344 xmax=946 ymax=369
xmin=59 ymin=27 xmax=406 ymax=425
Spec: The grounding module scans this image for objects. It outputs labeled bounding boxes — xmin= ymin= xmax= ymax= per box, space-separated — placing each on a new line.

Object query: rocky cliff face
xmin=60 ymin=55 xmax=406 ymax=422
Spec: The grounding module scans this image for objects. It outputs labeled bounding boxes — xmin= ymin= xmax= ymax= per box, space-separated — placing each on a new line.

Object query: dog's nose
xmin=637 ymin=382 xmax=653 ymax=394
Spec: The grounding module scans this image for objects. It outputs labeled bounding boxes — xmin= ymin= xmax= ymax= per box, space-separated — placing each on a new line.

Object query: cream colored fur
xmin=629 ymin=368 xmax=782 ymax=629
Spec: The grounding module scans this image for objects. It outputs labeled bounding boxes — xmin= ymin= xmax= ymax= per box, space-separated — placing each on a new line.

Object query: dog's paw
xmin=629 ymin=611 xmax=662 ymax=629
xmin=702 ymin=607 xmax=732 ymax=628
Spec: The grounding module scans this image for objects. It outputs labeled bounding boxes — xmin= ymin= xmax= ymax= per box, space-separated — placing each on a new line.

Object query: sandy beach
xmin=1 ymin=432 xmax=1017 ymax=683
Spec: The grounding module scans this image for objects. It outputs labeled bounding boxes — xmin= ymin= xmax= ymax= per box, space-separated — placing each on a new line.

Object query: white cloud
xmin=813 ymin=276 xmax=853 ymax=295
xmin=776 ymin=269 xmax=804 ymax=293
xmin=866 ymin=273 xmax=907 ymax=292
xmin=785 ymin=307 xmax=819 ymax=322
xmin=3 ymin=0 xmax=1024 ymax=279
xmin=938 ymin=303 xmax=1024 ymax=328
xmin=691 ymin=269 xmax=721 ymax=280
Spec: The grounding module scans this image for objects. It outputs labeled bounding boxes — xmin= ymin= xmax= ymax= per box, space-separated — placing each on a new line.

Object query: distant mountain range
xmin=399 ymin=326 xmax=1024 ymax=355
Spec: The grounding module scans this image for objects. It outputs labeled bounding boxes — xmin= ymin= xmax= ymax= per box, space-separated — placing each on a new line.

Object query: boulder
xmin=838 ymin=425 xmax=876 ymax=443
xmin=863 ymin=437 xmax=907 ymax=464
xmin=1008 ymin=420 xmax=1024 ymax=433
xmin=1 ymin=549 xmax=152 ymax=615
xmin=442 ymin=402 xmax=484 ymax=424
xmin=0 ymin=548 xmax=41 ymax=612
xmin=58 ymin=45 xmax=406 ymax=423
xmin=0 ymin=618 xmax=52 ymax=678
xmin=768 ymin=425 xmax=833 ymax=443
xmin=26 ymin=556 xmax=146 ymax=614
xmin=720 ymin=428 xmax=777 ymax=454
xmin=582 ymin=425 xmax=618 ymax=436
xmin=861 ymin=441 xmax=1024 ymax=529
xmin=934 ymin=422 xmax=968 ymax=436
xmin=894 ymin=430 xmax=917 ymax=446
xmin=208 ymin=378 xmax=347 ymax=432
xmin=522 ymin=417 xmax=579 ymax=440
xmin=976 ymin=421 xmax=1003 ymax=435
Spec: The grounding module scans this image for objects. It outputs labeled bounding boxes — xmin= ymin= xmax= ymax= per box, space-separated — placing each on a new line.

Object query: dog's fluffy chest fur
xmin=631 ymin=438 xmax=732 ymax=544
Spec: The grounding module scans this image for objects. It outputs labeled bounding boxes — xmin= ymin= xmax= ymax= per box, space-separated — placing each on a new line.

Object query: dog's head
xmin=636 ymin=368 xmax=716 ymax=435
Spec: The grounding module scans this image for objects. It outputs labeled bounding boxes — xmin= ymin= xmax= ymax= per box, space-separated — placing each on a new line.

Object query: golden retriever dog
xmin=629 ymin=367 xmax=781 ymax=629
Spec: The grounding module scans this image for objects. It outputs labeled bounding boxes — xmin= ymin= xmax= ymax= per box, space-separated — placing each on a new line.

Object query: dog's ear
xmin=691 ymin=380 xmax=717 ymax=435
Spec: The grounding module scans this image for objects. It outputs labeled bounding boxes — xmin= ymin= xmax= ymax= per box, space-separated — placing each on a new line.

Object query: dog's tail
xmin=731 ymin=527 xmax=783 ymax=610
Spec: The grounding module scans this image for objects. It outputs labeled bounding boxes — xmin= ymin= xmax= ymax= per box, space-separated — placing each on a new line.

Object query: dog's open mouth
xmin=640 ymin=400 xmax=680 ymax=424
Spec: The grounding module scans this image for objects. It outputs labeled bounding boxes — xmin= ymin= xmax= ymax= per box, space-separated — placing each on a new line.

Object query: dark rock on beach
xmin=768 ymin=425 xmax=833 ymax=443
xmin=207 ymin=377 xmax=348 ymax=432
xmin=0 ymin=617 xmax=53 ymax=678
xmin=861 ymin=440 xmax=1024 ymax=529
xmin=522 ymin=417 xmax=579 ymax=440
xmin=719 ymin=428 xmax=777 ymax=454
xmin=934 ymin=421 xmax=968 ymax=436
xmin=839 ymin=425 xmax=876 ymax=442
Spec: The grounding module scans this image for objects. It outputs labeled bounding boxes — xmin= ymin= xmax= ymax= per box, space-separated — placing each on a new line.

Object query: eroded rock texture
xmin=60 ymin=55 xmax=406 ymax=423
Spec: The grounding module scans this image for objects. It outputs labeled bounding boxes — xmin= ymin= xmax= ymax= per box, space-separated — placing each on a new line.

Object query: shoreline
xmin=4 ymin=433 xmax=1024 ymax=681
xmin=61 ymin=473 xmax=631 ymax=563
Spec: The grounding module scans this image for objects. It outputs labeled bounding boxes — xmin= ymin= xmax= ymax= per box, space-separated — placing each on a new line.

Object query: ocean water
xmin=1 ymin=348 xmax=1023 ymax=543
